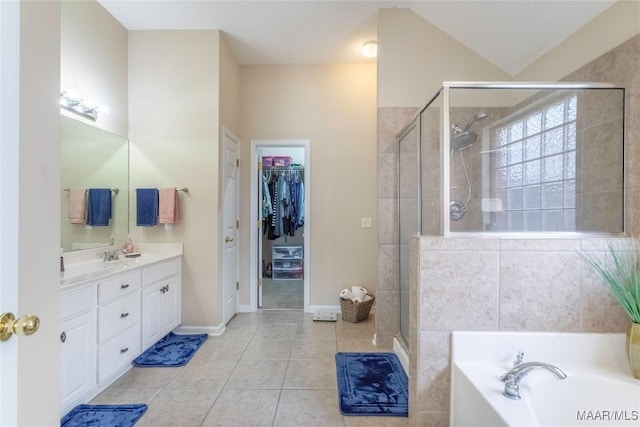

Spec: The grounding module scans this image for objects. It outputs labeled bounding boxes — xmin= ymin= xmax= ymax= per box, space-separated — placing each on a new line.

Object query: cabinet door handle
xmin=120 ymin=347 xmax=129 ymax=354
xmin=121 ymin=284 xmax=130 ymax=289
xmin=120 ymin=312 xmax=129 ymax=318
xmin=165 ymin=285 xmax=170 ymax=292
xmin=60 ymin=331 xmax=66 ymax=343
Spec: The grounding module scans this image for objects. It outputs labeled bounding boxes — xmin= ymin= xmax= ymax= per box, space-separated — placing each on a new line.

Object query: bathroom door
xmin=2 ymin=2 xmax=22 ymax=423
xmin=221 ymin=128 xmax=239 ymax=324
xmin=1 ymin=2 xmax=59 ymax=423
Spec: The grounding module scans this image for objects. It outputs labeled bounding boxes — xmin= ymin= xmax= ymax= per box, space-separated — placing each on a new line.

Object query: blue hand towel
xmin=86 ymin=189 xmax=112 ymax=227
xmin=136 ymin=188 xmax=159 ymax=227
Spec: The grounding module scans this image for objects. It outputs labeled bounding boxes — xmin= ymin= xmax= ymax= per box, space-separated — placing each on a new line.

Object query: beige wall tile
xmin=379 ymin=152 xmax=398 ymax=199
xmin=419 ymin=250 xmax=499 ymax=331
xmin=499 ymin=251 xmax=581 ymax=331
xmin=417 ymin=332 xmax=450 ymax=411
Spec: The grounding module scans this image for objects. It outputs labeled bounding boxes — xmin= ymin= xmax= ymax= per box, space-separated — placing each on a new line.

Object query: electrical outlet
xmin=361 ymin=217 xmax=372 ymax=228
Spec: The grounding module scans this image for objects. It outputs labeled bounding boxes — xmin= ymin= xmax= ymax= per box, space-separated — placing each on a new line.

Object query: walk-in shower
xmin=395 ymin=81 xmax=626 ymax=347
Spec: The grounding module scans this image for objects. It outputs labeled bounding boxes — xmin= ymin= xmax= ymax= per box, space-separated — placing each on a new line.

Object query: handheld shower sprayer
xmin=449 ymin=112 xmax=488 ymax=221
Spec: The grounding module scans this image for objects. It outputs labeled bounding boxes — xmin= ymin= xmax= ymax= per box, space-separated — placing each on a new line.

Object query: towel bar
xmin=64 ymin=188 xmax=119 ymax=194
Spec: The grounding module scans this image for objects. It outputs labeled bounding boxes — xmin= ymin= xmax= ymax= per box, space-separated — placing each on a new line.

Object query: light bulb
xmin=362 ymin=41 xmax=377 ymax=58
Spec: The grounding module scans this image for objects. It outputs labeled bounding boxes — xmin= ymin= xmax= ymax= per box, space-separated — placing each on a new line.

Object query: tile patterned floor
xmin=90 ymin=311 xmax=409 ymax=427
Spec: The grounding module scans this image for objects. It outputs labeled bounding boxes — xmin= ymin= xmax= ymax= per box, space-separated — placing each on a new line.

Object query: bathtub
xmin=450 ymin=331 xmax=640 ymax=427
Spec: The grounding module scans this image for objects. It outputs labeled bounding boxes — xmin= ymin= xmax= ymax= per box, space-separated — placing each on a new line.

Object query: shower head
xmin=450 ymin=112 xmax=487 ymax=150
xmin=451 ymin=131 xmax=478 ymax=151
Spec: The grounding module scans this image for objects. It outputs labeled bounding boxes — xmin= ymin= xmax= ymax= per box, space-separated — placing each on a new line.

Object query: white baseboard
xmin=238 ymin=305 xmax=254 ymax=313
xmin=175 ymin=323 xmax=225 ymax=337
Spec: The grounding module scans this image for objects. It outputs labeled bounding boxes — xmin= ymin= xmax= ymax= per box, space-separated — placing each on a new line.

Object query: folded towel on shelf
xmin=159 ymin=187 xmax=179 ymax=225
xmin=85 ymin=189 xmax=112 ymax=226
xmin=68 ymin=188 xmax=86 ymax=224
xmin=136 ymin=188 xmax=159 ymax=227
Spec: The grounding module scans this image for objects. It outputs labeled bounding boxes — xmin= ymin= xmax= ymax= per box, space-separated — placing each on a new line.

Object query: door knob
xmin=0 ymin=312 xmax=40 ymax=342
xmin=225 ymin=236 xmax=234 ymax=243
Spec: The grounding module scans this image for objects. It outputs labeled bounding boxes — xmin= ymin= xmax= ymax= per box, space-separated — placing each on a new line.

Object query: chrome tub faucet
xmin=500 ymin=352 xmax=567 ymax=400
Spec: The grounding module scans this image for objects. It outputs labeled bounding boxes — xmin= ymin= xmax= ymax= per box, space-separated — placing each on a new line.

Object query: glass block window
xmin=490 ymin=94 xmax=577 ymax=232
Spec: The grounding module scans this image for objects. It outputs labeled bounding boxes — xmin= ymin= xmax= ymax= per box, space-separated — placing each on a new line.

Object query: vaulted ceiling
xmin=99 ymin=0 xmax=616 ymax=76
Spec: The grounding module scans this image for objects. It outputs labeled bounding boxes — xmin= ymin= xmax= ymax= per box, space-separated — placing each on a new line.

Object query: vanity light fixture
xmin=60 ymin=91 xmax=103 ymax=121
xmin=362 ymin=40 xmax=377 ymax=58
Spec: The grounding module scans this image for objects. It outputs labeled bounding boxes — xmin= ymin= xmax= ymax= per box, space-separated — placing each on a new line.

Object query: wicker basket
xmin=340 ymin=296 xmax=374 ymax=323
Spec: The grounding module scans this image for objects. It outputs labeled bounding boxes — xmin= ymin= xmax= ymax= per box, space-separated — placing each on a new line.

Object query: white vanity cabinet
xmin=141 ymin=258 xmax=181 ymax=350
xmin=97 ymin=271 xmax=142 ymax=383
xmin=60 ymin=252 xmax=182 ymax=416
xmin=60 ymin=283 xmax=97 ymax=413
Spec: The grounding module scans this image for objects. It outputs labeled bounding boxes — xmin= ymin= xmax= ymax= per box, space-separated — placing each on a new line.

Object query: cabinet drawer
xmin=272 ymin=246 xmax=303 ymax=259
xmin=98 ymin=292 xmax=141 ymax=345
xmin=272 ymin=270 xmax=304 ymax=280
xmin=61 ymin=284 xmax=95 ymax=320
xmin=98 ymin=324 xmax=141 ymax=383
xmin=99 ymin=271 xmax=141 ymax=304
xmin=273 ymin=259 xmax=303 ymax=271
xmin=143 ymin=258 xmax=180 ymax=286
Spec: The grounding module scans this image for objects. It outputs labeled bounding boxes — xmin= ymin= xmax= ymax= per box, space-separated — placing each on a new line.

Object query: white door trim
xmin=250 ymin=139 xmax=310 ymax=312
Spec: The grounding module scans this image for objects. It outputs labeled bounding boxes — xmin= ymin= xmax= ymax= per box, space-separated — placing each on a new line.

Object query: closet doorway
xmin=250 ymin=140 xmax=310 ymax=311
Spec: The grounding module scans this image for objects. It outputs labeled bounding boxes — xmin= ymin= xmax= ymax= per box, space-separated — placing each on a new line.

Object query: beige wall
xmin=219 ymin=33 xmax=240 ymax=136
xmin=238 ymin=64 xmax=377 ymax=307
xmin=516 ymin=0 xmax=640 ymax=81
xmin=129 ymin=30 xmax=224 ymax=328
xmin=377 ymin=8 xmax=512 ymax=108
xmin=61 ymin=0 xmax=128 ymax=137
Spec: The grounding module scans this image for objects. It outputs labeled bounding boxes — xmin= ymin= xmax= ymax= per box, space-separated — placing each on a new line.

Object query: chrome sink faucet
xmin=500 ymin=352 xmax=567 ymax=400
xmin=103 ymin=250 xmax=119 ymax=263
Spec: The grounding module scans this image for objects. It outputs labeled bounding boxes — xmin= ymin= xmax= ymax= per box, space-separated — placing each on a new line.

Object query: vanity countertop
xmin=61 ymin=243 xmax=183 ymax=289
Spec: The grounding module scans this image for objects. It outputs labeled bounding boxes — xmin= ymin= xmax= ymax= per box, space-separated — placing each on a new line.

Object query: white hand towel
xmin=340 ymin=288 xmax=354 ymax=300
xmin=68 ymin=188 xmax=86 ymax=224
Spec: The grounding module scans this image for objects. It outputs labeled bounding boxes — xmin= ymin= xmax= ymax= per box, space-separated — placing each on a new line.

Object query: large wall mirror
xmin=60 ymin=114 xmax=129 ymax=252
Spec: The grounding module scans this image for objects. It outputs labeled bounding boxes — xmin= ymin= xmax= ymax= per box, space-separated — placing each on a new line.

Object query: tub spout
xmin=500 ymin=361 xmax=567 ymax=400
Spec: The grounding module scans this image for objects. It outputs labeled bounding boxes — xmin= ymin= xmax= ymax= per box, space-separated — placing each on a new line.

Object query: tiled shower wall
xmin=376 ymin=34 xmax=640 ymax=426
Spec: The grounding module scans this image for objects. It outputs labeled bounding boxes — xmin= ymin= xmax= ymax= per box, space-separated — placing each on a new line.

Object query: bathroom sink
xmin=61 ymin=254 xmax=155 ymax=286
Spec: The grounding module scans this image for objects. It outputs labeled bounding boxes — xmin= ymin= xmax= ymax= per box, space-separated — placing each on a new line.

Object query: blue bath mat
xmin=133 ymin=332 xmax=207 ymax=367
xmin=61 ymin=404 xmax=147 ymax=427
xmin=335 ymin=352 xmax=408 ymax=416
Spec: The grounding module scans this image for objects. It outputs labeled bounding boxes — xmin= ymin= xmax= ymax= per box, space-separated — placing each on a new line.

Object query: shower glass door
xmin=397 ymin=118 xmax=420 ymax=346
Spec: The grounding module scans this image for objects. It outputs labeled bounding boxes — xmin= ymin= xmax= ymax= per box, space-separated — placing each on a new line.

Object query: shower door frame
xmin=396 ymin=117 xmax=421 ymax=349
